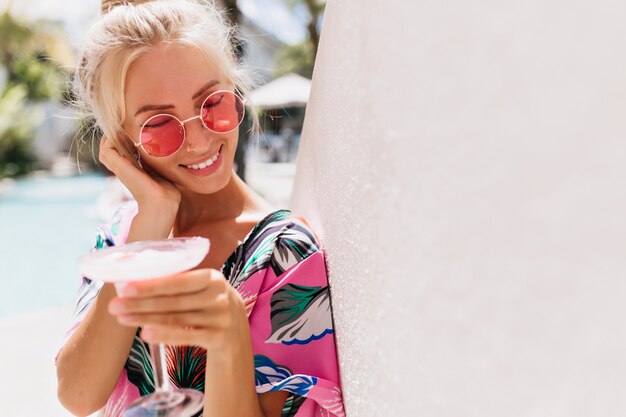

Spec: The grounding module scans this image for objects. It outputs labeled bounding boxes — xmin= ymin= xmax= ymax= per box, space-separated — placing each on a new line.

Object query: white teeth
xmin=185 ymin=147 xmax=221 ymax=170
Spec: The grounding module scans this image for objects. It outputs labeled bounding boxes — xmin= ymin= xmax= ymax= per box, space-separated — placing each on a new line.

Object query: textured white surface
xmin=291 ymin=1 xmax=626 ymax=416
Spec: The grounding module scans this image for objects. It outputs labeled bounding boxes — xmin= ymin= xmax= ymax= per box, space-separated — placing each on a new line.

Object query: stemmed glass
xmin=78 ymin=237 xmax=210 ymax=417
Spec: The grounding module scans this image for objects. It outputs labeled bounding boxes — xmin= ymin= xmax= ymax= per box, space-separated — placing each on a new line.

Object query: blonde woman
xmin=54 ymin=1 xmax=344 ymax=416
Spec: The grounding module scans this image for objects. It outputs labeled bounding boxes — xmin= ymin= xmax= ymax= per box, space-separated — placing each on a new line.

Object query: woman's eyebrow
xmin=192 ymin=80 xmax=220 ymax=100
xmin=134 ymin=80 xmax=220 ymax=117
xmin=135 ymin=104 xmax=174 ymax=117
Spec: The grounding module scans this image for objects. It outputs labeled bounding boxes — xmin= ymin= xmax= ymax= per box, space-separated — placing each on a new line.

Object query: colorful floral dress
xmin=62 ymin=202 xmax=345 ymax=417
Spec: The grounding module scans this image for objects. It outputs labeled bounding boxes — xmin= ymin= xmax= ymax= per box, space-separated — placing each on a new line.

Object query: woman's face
xmin=122 ymin=43 xmax=239 ymax=194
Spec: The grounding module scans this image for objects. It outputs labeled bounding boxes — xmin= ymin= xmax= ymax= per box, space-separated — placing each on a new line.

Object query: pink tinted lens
xmin=201 ymin=91 xmax=244 ymax=133
xmin=140 ymin=114 xmax=184 ymax=157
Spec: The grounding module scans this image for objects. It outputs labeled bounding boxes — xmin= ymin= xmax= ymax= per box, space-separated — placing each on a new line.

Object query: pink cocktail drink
xmin=77 ymin=237 xmax=210 ymax=417
xmin=79 ymin=237 xmax=209 ymax=283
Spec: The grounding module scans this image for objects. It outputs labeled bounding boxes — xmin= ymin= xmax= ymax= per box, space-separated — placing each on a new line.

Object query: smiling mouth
xmin=179 ymin=145 xmax=222 ymax=170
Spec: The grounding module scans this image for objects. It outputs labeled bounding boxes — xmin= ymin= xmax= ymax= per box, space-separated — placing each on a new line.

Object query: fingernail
xmin=109 ymin=301 xmax=124 ymax=314
xmin=120 ymin=286 xmax=138 ymax=297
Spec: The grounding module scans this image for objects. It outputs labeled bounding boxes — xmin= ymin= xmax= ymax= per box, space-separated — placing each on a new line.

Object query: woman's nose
xmin=183 ymin=116 xmax=214 ymax=153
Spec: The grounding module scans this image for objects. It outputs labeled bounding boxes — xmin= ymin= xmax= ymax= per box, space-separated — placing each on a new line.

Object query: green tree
xmin=0 ymin=8 xmax=67 ymax=177
xmin=0 ymin=9 xmax=33 ymax=84
xmin=286 ymin=0 xmax=326 ymax=59
xmin=274 ymin=41 xmax=314 ymax=79
xmin=274 ymin=0 xmax=326 ymax=78
xmin=11 ymin=53 xmax=63 ymax=100
xmin=0 ymin=85 xmax=40 ymax=176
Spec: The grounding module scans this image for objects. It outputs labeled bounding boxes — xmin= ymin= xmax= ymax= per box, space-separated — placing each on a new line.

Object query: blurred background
xmin=0 ymin=0 xmax=325 ymax=415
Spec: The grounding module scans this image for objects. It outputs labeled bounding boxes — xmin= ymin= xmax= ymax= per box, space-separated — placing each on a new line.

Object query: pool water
xmin=0 ymin=173 xmax=109 ymax=317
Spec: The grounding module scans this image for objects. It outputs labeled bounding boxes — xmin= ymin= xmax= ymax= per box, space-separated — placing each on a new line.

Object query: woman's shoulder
xmin=251 ymin=209 xmax=321 ymax=245
xmin=264 ymin=209 xmax=324 ymax=277
xmin=223 ymin=209 xmax=324 ymax=286
xmin=249 ymin=208 xmax=322 ymax=255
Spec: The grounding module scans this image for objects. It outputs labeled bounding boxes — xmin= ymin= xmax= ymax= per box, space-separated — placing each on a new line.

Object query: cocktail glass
xmin=78 ymin=237 xmax=210 ymax=417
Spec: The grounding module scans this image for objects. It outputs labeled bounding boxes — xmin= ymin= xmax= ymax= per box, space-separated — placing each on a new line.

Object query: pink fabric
xmin=61 ymin=204 xmax=345 ymax=417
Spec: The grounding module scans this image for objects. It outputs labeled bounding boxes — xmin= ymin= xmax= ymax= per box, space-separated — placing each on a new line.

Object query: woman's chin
xmin=175 ymin=167 xmax=233 ymax=196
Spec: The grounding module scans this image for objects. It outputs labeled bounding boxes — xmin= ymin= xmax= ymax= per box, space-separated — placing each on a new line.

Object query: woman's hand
xmin=98 ymin=136 xmax=181 ymax=209
xmin=108 ymin=269 xmax=248 ymax=350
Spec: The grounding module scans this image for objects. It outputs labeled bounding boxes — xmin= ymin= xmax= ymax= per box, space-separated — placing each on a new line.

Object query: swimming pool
xmin=0 ymin=173 xmax=108 ymax=317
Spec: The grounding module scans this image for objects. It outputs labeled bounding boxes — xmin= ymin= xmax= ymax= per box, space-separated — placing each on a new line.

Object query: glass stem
xmin=150 ymin=343 xmax=172 ymax=393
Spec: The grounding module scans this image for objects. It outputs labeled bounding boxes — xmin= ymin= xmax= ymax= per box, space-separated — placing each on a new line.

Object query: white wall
xmin=291 ymin=1 xmax=626 ymax=416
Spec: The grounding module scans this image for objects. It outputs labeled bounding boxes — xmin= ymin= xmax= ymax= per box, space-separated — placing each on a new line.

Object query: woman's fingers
xmin=99 ymin=136 xmax=143 ymax=186
xmin=99 ymin=136 xmax=131 ymax=169
xmin=140 ymin=326 xmax=215 ymax=347
xmin=109 ymin=270 xmax=228 ymax=314
xmin=98 ymin=135 xmax=182 ymax=207
xmin=118 ymin=309 xmax=228 ymax=328
xmin=108 ymin=269 xmax=244 ymax=349
xmin=110 ymin=289 xmax=227 ymax=315
xmin=119 ymin=269 xmax=222 ymax=298
xmin=99 ymin=136 xmax=148 ymax=186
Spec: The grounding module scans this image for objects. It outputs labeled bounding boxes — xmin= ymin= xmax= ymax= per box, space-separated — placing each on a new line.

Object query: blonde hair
xmin=75 ymin=0 xmax=258 ymax=167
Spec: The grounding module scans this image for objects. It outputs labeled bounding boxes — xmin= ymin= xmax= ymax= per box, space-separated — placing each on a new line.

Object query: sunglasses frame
xmin=132 ymin=89 xmax=246 ymax=158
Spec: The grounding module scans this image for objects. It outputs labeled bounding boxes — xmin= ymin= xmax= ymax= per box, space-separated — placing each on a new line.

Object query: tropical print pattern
xmin=61 ymin=202 xmax=344 ymax=417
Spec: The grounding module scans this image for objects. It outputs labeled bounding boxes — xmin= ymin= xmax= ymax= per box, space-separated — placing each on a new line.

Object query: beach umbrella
xmin=248 ymin=72 xmax=311 ymax=109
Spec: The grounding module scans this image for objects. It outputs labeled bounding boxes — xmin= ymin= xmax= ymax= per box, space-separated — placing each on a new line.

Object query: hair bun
xmin=101 ymin=0 xmax=154 ymax=14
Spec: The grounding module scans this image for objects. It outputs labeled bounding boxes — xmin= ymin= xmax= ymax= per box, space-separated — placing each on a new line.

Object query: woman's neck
xmin=174 ymin=172 xmax=273 ymax=234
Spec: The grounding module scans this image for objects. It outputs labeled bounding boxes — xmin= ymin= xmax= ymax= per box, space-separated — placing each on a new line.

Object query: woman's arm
xmin=56 ymin=205 xmax=177 ymax=416
xmin=56 ymin=282 xmax=136 ymax=417
xmin=201 ymin=306 xmax=289 ymax=417
xmin=111 ymin=269 xmax=290 ymax=417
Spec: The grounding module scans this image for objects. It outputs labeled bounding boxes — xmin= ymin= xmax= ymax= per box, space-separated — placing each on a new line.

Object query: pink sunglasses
xmin=132 ymin=90 xmax=245 ymax=158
